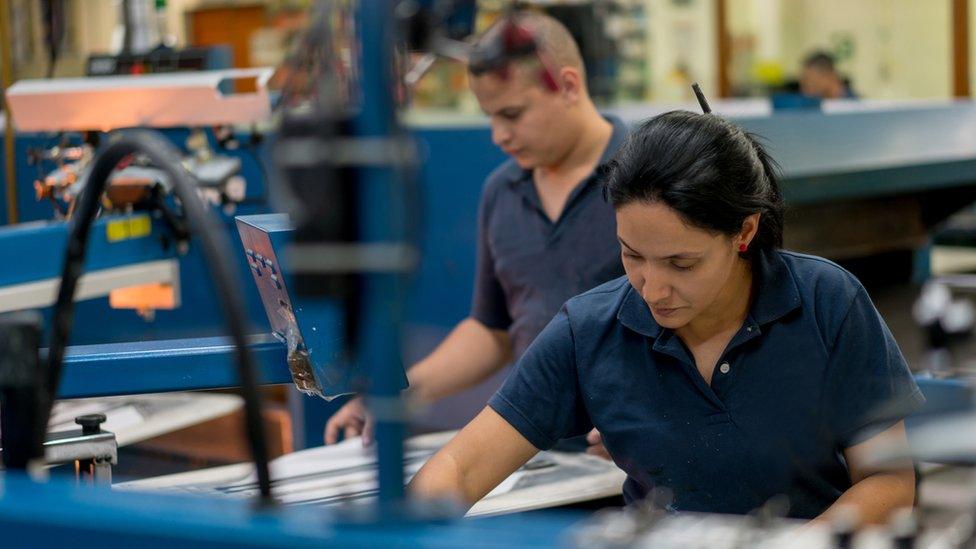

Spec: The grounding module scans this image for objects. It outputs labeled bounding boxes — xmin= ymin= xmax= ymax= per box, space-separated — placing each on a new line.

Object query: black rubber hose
xmin=43 ymin=129 xmax=274 ymax=504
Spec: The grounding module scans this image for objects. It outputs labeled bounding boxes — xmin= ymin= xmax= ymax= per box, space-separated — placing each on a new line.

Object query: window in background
xmin=725 ymin=0 xmax=952 ymax=100
xmin=642 ymin=0 xmax=719 ymax=102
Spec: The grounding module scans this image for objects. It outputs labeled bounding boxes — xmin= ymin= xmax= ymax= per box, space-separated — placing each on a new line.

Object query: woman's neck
xmin=678 ymin=258 xmax=754 ymax=344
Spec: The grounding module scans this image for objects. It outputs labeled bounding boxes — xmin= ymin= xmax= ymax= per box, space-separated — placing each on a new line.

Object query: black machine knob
xmin=75 ymin=413 xmax=106 ymax=435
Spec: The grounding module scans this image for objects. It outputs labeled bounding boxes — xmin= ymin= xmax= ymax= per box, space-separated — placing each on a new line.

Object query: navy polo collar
xmin=617 ymin=249 xmax=802 ymax=339
xmin=750 ymin=248 xmax=803 ymax=325
xmin=618 ymin=286 xmax=661 ymax=338
xmin=501 ymin=114 xmax=630 ymax=187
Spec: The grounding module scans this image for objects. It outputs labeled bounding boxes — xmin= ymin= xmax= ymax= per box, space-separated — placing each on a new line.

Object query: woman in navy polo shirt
xmin=409 ymin=111 xmax=923 ymax=523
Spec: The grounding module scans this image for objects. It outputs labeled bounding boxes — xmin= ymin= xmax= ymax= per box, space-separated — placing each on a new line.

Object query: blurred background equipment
xmin=4 ymin=0 xmax=976 ymax=547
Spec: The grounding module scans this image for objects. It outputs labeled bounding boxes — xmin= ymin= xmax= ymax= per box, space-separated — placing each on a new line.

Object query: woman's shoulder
xmin=777 ymin=250 xmax=863 ymax=295
xmin=775 ymin=250 xmax=868 ymax=327
xmin=563 ymin=276 xmax=632 ymax=320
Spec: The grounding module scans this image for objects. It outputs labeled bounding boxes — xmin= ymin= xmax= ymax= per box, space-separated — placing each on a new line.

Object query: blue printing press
xmin=0 ymin=214 xmax=293 ymax=399
xmin=0 ymin=215 xmax=582 ymax=546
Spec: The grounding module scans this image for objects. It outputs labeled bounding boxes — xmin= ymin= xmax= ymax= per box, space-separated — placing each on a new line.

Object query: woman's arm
xmin=817 ymin=421 xmax=915 ymax=525
xmin=409 ymin=406 xmax=540 ymax=509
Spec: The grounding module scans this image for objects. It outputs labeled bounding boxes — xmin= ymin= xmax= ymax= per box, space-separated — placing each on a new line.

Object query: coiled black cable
xmin=43 ymin=129 xmax=273 ymax=504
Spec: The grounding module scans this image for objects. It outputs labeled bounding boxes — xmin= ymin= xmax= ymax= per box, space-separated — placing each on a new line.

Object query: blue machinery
xmin=0 ymin=2 xmax=595 ymax=547
xmin=0 ymin=214 xmax=294 ymax=397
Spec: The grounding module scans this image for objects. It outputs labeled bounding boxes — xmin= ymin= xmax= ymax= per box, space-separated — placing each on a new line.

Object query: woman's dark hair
xmin=604 ymin=111 xmax=784 ymax=255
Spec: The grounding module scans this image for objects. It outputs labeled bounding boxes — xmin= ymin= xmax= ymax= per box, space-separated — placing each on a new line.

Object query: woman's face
xmin=616 ymin=201 xmax=752 ymax=330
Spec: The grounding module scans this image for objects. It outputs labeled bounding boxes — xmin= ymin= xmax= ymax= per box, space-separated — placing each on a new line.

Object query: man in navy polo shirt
xmin=325 ymin=12 xmax=626 ymax=450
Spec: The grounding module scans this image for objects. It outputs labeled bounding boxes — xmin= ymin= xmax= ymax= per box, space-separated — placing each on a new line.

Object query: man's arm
xmin=409 ymin=406 xmax=538 ymax=508
xmin=816 ymin=421 xmax=915 ymax=525
xmin=408 ymin=317 xmax=512 ymax=402
xmin=324 ymin=317 xmax=511 ymax=444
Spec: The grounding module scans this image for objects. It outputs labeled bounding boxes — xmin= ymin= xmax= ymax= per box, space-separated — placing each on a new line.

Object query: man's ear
xmin=558 ymin=66 xmax=584 ymax=102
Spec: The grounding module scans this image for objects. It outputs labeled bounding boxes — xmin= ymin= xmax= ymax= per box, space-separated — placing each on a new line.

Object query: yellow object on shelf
xmin=106 ymin=215 xmax=152 ymax=243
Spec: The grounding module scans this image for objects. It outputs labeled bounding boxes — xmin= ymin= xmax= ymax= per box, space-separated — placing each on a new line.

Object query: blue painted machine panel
xmin=0 ymin=214 xmax=173 ymax=287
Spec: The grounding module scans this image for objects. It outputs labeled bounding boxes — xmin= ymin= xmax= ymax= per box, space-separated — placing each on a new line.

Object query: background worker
xmin=325 ymin=12 xmax=627 ymax=457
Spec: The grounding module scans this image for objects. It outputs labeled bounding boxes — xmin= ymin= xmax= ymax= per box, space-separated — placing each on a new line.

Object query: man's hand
xmin=324 ymin=396 xmax=374 ymax=446
xmin=586 ymin=428 xmax=611 ymax=460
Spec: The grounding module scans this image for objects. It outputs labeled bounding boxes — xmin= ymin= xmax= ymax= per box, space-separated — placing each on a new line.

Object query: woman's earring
xmin=739 ymin=243 xmax=748 ymax=253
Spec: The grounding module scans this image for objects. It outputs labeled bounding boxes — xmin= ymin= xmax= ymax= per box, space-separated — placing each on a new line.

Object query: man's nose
xmin=491 ymin=123 xmax=511 ymax=147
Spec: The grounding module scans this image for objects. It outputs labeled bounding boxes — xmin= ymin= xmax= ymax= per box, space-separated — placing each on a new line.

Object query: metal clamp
xmin=43 ymin=413 xmax=118 ymax=486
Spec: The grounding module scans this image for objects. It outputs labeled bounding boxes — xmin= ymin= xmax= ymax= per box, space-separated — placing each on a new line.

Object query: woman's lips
xmin=651 ymin=306 xmax=681 ymax=317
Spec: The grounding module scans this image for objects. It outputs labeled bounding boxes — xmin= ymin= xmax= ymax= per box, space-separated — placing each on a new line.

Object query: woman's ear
xmin=737 ymin=213 xmax=761 ymax=248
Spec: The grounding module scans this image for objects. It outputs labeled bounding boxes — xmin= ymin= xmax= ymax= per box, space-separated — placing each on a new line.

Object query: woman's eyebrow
xmin=617 ymin=236 xmax=637 ymax=252
xmin=618 ymin=236 xmax=701 ymax=260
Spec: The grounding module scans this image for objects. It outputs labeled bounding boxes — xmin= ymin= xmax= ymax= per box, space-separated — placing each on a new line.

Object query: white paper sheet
xmin=117 ymin=432 xmax=626 ymax=516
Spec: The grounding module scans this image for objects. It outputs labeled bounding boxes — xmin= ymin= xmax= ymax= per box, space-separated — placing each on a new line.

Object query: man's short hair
xmin=468 ymin=11 xmax=585 ymax=80
xmin=803 ymin=50 xmax=837 ymax=73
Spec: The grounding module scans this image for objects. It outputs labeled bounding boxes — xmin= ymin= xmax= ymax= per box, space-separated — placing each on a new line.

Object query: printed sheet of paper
xmin=117 ymin=431 xmax=626 ymax=516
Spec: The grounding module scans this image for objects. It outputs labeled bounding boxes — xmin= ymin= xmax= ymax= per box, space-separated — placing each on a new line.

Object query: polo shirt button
xmin=719 ymin=362 xmax=730 ymax=374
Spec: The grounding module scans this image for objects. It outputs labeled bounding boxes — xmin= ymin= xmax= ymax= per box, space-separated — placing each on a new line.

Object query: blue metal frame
xmin=353 ymin=0 xmax=411 ymax=509
xmin=0 ymin=472 xmax=581 ymax=548
xmin=55 ymin=334 xmax=291 ymax=398
xmin=0 ymin=214 xmax=174 ymax=287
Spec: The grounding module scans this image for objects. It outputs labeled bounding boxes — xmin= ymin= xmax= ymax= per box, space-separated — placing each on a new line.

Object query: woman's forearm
xmin=409 ymin=407 xmax=540 ymax=510
xmin=409 ymin=448 xmax=470 ymax=507
xmin=816 ymin=469 xmax=915 ymax=525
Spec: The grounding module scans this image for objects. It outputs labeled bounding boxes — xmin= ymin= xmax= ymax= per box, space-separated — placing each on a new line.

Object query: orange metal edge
xmin=109 ymin=283 xmax=177 ymax=310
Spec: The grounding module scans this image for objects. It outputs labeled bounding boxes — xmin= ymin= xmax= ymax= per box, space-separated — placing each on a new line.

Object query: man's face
xmin=469 ymin=67 xmax=572 ymax=169
xmin=800 ymin=66 xmax=839 ymax=99
xmin=616 ymin=201 xmax=741 ymax=331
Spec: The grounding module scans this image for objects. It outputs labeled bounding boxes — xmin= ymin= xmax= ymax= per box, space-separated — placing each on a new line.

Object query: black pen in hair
xmin=692 ymin=82 xmax=711 ymax=114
